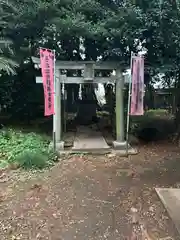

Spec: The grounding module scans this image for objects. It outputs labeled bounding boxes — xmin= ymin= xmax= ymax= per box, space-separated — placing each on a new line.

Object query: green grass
xmin=144 ymin=109 xmax=170 ymax=117
xmin=0 ymin=128 xmax=56 ymax=170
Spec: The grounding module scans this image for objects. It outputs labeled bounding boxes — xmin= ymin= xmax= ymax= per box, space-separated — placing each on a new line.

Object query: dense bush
xmin=130 ymin=109 xmax=175 ymax=141
xmin=0 ymin=128 xmax=55 ymax=169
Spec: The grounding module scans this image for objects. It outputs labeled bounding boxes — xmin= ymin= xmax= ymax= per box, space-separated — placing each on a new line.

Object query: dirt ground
xmin=1 ymin=142 xmax=180 ymax=239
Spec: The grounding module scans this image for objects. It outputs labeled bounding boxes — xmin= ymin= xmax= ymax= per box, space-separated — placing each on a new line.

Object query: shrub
xmin=15 ymin=150 xmax=49 ymax=169
xmin=129 ymin=109 xmax=175 ymax=141
xmin=0 ymin=128 xmax=55 ymax=169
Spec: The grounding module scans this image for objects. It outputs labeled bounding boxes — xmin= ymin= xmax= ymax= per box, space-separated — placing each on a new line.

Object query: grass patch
xmin=145 ymin=109 xmax=169 ymax=117
xmin=15 ymin=151 xmax=49 ymax=169
xmin=0 ymin=128 xmax=56 ymax=170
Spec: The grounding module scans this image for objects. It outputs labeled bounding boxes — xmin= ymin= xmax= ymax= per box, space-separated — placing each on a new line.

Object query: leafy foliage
xmin=15 ymin=151 xmax=49 ymax=169
xmin=130 ymin=109 xmax=175 ymax=141
xmin=0 ymin=128 xmax=55 ymax=169
xmin=0 ymin=0 xmax=179 ymax=73
xmin=1 ymin=0 xmax=180 ymax=138
xmin=0 ymin=1 xmax=18 ymax=74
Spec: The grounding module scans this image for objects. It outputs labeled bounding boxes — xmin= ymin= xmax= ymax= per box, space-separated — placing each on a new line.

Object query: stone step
xmin=72 ymin=125 xmax=110 ymax=152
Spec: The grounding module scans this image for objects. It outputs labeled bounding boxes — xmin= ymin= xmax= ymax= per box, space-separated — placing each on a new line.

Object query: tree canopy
xmin=0 ymin=0 xmax=150 ymax=63
xmin=0 ymin=0 xmax=179 ymax=70
xmin=1 ymin=0 xmax=180 ymax=117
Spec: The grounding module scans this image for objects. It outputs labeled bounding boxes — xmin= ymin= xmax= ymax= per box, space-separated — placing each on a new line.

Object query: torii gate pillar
xmin=113 ymin=69 xmax=127 ymax=150
xmin=53 ymin=73 xmax=64 ymax=151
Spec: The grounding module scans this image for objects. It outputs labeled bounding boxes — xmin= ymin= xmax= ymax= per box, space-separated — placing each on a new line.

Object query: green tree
xmin=0 ymin=1 xmax=18 ymax=74
xmin=3 ymin=0 xmax=180 ymax=129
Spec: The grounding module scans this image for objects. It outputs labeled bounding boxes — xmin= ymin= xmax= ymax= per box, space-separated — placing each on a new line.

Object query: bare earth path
xmin=1 ymin=142 xmax=180 ymax=239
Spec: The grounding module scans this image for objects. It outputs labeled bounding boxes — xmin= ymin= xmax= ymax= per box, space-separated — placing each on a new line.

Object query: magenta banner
xmin=130 ymin=56 xmax=144 ymax=116
xmin=40 ymin=48 xmax=55 ymax=116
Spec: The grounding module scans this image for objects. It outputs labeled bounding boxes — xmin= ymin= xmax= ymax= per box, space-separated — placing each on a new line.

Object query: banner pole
xmin=63 ymin=78 xmax=66 ymax=133
xmin=126 ymin=51 xmax=133 ymax=155
xmin=53 ymin=49 xmax=56 ymax=152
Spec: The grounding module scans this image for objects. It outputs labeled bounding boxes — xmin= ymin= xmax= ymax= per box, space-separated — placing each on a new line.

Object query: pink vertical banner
xmin=130 ymin=56 xmax=144 ymax=116
xmin=40 ymin=48 xmax=55 ymax=116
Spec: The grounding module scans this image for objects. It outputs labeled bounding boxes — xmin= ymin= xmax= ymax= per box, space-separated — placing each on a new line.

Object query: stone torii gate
xmin=32 ymin=57 xmax=127 ymax=151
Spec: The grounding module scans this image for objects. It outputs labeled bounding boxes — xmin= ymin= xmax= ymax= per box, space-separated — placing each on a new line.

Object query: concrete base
xmin=112 ymin=141 xmax=138 ymax=155
xmin=113 ymin=141 xmax=129 ymax=150
xmin=156 ymin=188 xmax=180 ymax=235
xmin=58 ymin=148 xmax=137 ymax=156
xmin=112 ymin=148 xmax=138 ymax=156
xmin=49 ymin=141 xmax=64 ymax=152
xmin=71 ymin=148 xmax=111 ymax=154
xmin=56 ymin=141 xmax=65 ymax=151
